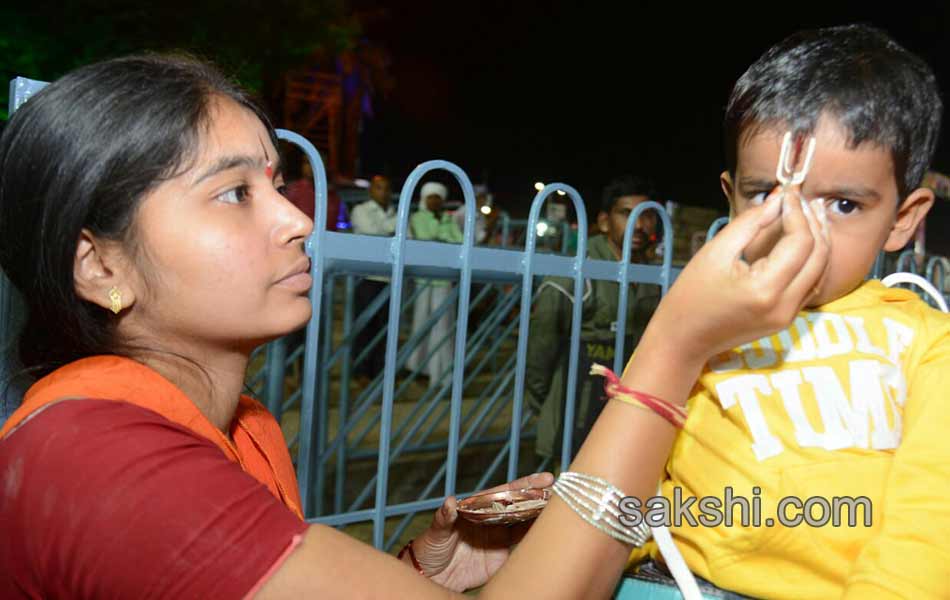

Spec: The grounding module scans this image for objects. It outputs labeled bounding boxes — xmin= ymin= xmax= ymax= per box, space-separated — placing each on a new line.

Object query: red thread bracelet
xmin=397 ymin=539 xmax=426 ymax=576
xmin=590 ymin=363 xmax=688 ymax=428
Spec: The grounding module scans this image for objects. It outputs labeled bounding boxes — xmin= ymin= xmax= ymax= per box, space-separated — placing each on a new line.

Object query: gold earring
xmin=108 ymin=287 xmax=122 ymax=314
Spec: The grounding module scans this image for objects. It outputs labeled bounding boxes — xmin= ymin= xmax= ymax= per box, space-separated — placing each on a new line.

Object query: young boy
xmin=632 ymin=25 xmax=950 ymax=599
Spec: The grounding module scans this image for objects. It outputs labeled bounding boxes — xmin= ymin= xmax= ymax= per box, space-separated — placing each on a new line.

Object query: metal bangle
xmin=553 ymin=482 xmax=650 ymax=546
xmin=552 ymin=472 xmax=651 ymax=547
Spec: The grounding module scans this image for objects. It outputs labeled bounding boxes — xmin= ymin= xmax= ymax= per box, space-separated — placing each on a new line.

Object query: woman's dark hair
xmin=724 ymin=24 xmax=943 ymax=199
xmin=0 ymin=54 xmax=278 ymax=378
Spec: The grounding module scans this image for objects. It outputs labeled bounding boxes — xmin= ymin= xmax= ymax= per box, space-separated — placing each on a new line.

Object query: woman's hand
xmin=637 ymin=185 xmax=830 ymax=375
xmin=410 ymin=472 xmax=555 ymax=592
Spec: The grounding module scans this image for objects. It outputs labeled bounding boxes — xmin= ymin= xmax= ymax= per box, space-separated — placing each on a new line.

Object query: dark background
xmin=3 ymin=1 xmax=950 ymax=242
xmin=357 ymin=1 xmax=950 ymax=209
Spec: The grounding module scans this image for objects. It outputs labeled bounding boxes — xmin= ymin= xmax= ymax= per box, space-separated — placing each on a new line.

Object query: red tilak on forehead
xmin=793 ymin=135 xmax=806 ymax=164
xmin=259 ymin=134 xmax=274 ymax=178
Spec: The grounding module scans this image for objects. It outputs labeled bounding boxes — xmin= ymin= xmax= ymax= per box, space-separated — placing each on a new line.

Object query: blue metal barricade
xmin=272 ymin=126 xmax=683 ymax=546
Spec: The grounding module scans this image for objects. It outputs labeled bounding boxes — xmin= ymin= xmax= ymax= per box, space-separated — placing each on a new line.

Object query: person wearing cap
xmin=407 ymin=182 xmax=463 ymax=385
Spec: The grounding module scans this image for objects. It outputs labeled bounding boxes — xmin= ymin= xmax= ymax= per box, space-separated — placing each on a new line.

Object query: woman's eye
xmin=829 ymin=198 xmax=858 ymax=215
xmin=749 ymin=191 xmax=769 ymax=206
xmin=216 ymin=186 xmax=249 ymax=204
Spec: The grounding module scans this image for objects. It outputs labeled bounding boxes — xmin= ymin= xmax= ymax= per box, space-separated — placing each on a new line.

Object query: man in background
xmin=350 ymin=176 xmax=396 ymax=383
xmin=526 ymin=175 xmax=662 ymax=464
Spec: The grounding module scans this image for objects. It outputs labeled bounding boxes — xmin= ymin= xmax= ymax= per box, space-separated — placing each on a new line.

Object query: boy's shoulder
xmin=849 ymin=279 xmax=950 ymax=360
xmin=855 ymin=279 xmax=947 ymax=319
xmin=827 ymin=278 xmax=942 ymax=314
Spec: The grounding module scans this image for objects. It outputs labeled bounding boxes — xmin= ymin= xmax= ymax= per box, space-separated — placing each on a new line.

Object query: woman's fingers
xmin=746 ymin=190 xmax=830 ymax=324
xmin=502 ymin=472 xmax=554 ymax=491
xmin=432 ymin=496 xmax=459 ymax=530
xmin=749 ymin=187 xmax=816 ymax=294
xmin=782 ymin=198 xmax=831 ymax=312
xmin=643 ymin=181 xmax=831 ymax=365
xmin=479 ymin=472 xmax=555 ymax=495
xmin=705 ymin=192 xmax=783 ymax=263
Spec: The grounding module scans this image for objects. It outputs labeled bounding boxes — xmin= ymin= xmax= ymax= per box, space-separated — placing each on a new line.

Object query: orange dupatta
xmin=0 ymin=355 xmax=303 ymax=519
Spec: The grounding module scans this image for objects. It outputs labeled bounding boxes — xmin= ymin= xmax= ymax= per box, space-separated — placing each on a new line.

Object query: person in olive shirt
xmin=526 ymin=175 xmax=662 ymax=463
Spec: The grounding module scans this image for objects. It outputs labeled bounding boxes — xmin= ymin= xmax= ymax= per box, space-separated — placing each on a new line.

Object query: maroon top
xmin=0 ymin=399 xmax=308 ymax=599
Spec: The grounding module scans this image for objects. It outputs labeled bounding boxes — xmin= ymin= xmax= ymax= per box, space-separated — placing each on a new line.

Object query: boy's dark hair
xmin=600 ymin=175 xmax=658 ymax=214
xmin=724 ymin=24 xmax=942 ymax=198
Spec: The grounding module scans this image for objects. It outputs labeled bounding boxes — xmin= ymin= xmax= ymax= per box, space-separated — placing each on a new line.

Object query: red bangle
xmin=398 ymin=539 xmax=426 ymax=576
xmin=590 ymin=363 xmax=688 ymax=428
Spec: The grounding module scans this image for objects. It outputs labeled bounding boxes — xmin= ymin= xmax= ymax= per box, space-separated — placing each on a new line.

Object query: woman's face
xmin=125 ymin=96 xmax=313 ymax=353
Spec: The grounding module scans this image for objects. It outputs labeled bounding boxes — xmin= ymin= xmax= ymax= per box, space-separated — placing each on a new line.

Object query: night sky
xmin=355 ymin=0 xmax=950 ymax=221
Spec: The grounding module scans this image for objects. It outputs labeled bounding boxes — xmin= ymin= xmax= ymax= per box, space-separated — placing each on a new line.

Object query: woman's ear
xmin=720 ymin=171 xmax=738 ymax=219
xmin=884 ymin=187 xmax=935 ymax=252
xmin=73 ymin=228 xmax=137 ymax=314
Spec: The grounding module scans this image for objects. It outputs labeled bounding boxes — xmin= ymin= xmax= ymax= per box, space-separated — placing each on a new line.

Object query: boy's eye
xmin=216 ymin=185 xmax=249 ymax=205
xmin=829 ymin=198 xmax=859 ymax=215
xmin=749 ymin=191 xmax=769 ymax=206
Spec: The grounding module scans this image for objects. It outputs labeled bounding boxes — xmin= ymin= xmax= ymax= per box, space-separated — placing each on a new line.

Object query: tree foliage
xmin=0 ymin=0 xmax=359 ymax=119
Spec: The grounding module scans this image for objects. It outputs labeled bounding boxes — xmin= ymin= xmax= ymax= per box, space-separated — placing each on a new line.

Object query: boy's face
xmin=721 ymin=115 xmax=934 ymax=307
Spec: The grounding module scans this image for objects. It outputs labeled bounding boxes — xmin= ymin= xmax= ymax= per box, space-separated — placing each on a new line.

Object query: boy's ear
xmin=883 ymin=187 xmax=935 ymax=252
xmin=597 ymin=211 xmax=609 ymax=234
xmin=720 ymin=170 xmax=738 ymax=218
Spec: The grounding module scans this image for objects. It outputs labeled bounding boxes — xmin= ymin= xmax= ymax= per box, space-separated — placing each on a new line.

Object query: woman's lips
xmin=276 ymin=271 xmax=313 ymax=291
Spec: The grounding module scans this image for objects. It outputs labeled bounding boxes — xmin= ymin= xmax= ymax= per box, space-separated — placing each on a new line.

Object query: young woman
xmin=0 ymin=54 xmax=827 ymax=599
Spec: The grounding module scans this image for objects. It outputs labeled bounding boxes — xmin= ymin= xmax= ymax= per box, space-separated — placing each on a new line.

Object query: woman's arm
xmin=256 ymin=525 xmax=464 ymax=600
xmin=260 ymin=189 xmax=828 ymax=599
